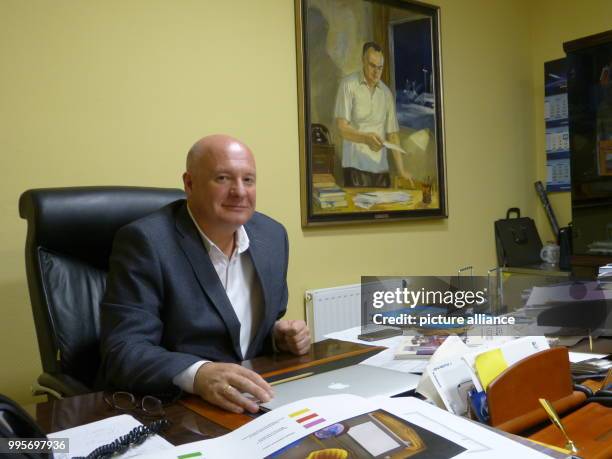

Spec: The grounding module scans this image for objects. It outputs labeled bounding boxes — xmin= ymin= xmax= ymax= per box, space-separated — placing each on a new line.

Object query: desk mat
xmin=179 ymin=396 xmax=253 ymax=430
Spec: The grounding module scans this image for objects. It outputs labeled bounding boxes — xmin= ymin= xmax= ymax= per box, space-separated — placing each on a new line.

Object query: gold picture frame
xmin=295 ymin=0 xmax=448 ymax=226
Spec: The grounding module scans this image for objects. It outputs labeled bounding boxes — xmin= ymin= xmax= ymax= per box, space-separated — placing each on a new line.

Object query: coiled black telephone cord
xmin=73 ymin=419 xmax=170 ymax=459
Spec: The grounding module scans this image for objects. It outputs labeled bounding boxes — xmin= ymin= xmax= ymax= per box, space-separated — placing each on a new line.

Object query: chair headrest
xmin=20 ymin=186 xmax=185 ymax=270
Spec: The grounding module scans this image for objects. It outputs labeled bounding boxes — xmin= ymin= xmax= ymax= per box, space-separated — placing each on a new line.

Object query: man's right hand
xmin=362 ymin=132 xmax=384 ymax=151
xmin=194 ymin=362 xmax=274 ymax=414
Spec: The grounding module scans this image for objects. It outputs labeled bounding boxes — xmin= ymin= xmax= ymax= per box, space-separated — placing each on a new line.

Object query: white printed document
xmin=383 ymin=141 xmax=407 ymax=154
xmin=428 ymin=358 xmax=475 ymax=416
xmin=49 ymin=414 xmax=173 ymax=459
xmin=462 ymin=336 xmax=549 ymax=391
xmin=136 ymin=394 xmax=553 ymax=459
xmin=354 ymin=191 xmax=412 ymax=209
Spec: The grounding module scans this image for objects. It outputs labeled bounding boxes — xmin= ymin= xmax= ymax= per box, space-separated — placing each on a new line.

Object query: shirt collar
xmin=186 ymin=203 xmax=250 ymax=256
xmin=360 ymin=70 xmax=380 ymax=89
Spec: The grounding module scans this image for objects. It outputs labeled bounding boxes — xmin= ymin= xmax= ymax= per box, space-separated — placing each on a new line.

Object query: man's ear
xmin=182 ymin=172 xmax=192 ymax=195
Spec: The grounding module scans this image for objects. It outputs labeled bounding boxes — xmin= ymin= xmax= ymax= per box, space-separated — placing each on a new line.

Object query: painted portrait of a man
xmin=298 ymin=0 xmax=446 ymax=225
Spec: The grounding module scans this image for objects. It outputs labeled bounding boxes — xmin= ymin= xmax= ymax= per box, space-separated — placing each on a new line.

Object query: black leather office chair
xmin=19 ymin=187 xmax=185 ymax=399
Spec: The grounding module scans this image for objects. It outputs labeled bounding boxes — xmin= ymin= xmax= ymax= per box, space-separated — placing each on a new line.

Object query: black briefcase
xmin=495 ymin=208 xmax=543 ymax=267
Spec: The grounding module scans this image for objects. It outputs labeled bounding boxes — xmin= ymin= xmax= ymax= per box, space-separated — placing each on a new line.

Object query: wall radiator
xmin=305 ymin=279 xmax=407 ymax=342
xmin=304 ymin=283 xmax=362 ymax=343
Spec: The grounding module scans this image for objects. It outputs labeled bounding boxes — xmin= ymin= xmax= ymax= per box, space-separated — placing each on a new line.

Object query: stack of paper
xmin=462 ymin=336 xmax=549 ymax=392
xmin=420 ymin=336 xmax=473 ymax=414
xmin=418 ymin=336 xmax=549 ymax=416
xmin=354 ymin=191 xmax=412 ymax=209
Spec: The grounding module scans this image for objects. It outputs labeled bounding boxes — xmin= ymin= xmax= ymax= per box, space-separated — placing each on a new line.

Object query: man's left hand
xmin=273 ymin=320 xmax=311 ymax=355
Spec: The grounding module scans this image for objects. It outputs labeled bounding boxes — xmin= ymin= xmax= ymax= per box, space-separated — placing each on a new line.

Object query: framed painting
xmin=295 ymin=0 xmax=447 ymax=226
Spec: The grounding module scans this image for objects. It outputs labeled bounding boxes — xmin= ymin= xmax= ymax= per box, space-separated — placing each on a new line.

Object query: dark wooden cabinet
xmin=564 ymin=30 xmax=612 ymax=275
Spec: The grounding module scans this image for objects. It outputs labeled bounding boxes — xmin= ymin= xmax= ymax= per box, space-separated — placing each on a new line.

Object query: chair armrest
xmin=33 ymin=372 xmax=92 ymax=399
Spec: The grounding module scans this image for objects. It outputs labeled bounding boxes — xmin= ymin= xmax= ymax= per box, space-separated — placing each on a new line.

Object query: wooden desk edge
xmin=260 ymin=344 xmax=386 ymax=379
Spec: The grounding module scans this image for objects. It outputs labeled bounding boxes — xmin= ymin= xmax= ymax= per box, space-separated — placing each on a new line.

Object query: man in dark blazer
xmin=100 ymin=135 xmax=310 ymax=414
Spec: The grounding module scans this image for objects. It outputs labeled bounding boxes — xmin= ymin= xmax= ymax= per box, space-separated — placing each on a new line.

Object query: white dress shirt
xmin=334 ymin=70 xmax=399 ymax=172
xmin=172 ymin=205 xmax=264 ymax=393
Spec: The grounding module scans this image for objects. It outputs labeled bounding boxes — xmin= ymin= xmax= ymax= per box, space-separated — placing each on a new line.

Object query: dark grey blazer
xmin=99 ymin=199 xmax=288 ymax=395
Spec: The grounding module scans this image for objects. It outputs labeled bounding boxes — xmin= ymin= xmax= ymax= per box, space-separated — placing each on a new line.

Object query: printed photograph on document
xmin=265 ymin=409 xmax=465 ymax=459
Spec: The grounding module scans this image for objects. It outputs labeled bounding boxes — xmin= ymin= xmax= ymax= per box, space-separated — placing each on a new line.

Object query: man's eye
xmin=216 ymin=176 xmax=229 ymax=182
xmin=244 ymin=177 xmax=256 ymax=185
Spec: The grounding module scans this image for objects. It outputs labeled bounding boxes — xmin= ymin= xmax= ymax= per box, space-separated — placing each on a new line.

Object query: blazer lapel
xmin=174 ymin=203 xmax=243 ymax=360
xmin=245 ymin=223 xmax=273 ymax=359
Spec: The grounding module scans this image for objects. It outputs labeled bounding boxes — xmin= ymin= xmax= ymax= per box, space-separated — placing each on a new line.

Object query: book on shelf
xmin=315 ymin=194 xmax=346 ymax=202
xmin=314 ymin=186 xmax=347 ymax=208
xmin=312 ymin=173 xmax=336 ymax=183
xmin=313 ymin=181 xmax=339 ymax=190
xmin=315 ymin=186 xmax=346 ymax=198
xmin=315 ymin=197 xmax=348 ymax=209
xmin=312 ymin=173 xmax=338 ymax=189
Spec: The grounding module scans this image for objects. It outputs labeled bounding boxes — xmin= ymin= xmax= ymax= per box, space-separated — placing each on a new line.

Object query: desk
xmin=25 ymin=340 xmax=380 ymax=444
xmin=23 ymin=337 xmax=608 ymax=457
xmin=571 ymin=336 xmax=612 ymax=354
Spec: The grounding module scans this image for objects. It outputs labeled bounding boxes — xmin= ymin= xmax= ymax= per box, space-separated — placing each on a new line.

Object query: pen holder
xmin=421 ymin=183 xmax=432 ymax=204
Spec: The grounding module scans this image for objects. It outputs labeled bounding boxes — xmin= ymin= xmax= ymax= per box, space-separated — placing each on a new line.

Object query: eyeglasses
xmin=104 ymin=391 xmax=165 ymax=418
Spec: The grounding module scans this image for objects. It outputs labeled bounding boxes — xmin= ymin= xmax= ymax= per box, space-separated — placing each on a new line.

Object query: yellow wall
xmin=0 ymin=0 xmax=607 ymax=405
xmin=530 ymin=0 xmax=612 ymax=242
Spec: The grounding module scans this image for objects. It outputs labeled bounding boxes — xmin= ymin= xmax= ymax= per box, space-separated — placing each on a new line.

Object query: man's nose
xmin=230 ymin=180 xmax=247 ymax=197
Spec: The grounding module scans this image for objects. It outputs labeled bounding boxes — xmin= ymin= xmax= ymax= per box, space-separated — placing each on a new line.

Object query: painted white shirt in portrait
xmin=334 ymin=71 xmax=399 ymax=173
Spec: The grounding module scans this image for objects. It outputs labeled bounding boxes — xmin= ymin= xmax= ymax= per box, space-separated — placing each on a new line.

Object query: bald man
xmin=100 ymin=135 xmax=310 ymax=414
